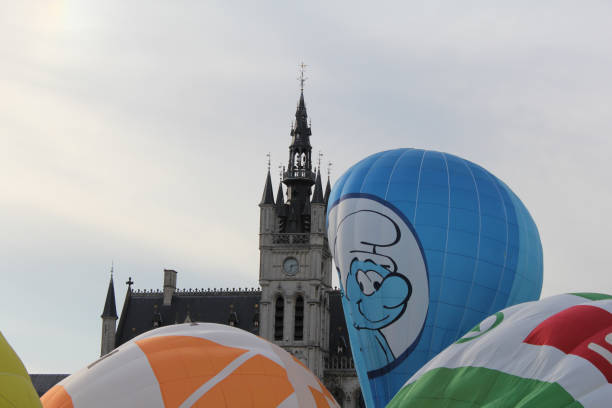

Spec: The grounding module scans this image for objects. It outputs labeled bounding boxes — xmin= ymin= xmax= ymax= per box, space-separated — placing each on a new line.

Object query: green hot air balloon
xmin=387 ymin=293 xmax=612 ymax=408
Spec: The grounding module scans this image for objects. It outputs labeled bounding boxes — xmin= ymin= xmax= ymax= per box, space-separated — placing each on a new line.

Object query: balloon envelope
xmin=388 ymin=293 xmax=612 ymax=407
xmin=0 ymin=331 xmax=41 ymax=408
xmin=41 ymin=323 xmax=338 ymax=408
xmin=327 ymin=149 xmax=543 ymax=407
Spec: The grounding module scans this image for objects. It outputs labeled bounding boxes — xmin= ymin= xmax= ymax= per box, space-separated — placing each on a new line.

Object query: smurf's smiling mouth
xmin=357 ymin=299 xmax=390 ymax=323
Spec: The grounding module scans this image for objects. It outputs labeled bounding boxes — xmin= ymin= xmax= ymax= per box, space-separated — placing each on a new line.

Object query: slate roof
xmin=30 ymin=374 xmax=69 ymax=396
xmin=116 ymin=288 xmax=262 ymax=346
xmin=114 ymin=287 xmax=354 ymax=365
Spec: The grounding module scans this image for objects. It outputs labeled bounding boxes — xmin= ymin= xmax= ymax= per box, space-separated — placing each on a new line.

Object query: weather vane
xmin=298 ymin=62 xmax=308 ymax=92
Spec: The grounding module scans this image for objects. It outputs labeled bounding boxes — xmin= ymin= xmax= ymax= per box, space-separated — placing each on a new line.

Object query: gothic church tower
xmin=258 ymin=87 xmax=332 ymax=379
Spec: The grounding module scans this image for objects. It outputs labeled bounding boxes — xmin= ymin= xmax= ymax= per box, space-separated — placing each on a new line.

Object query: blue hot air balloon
xmin=326 ymin=149 xmax=543 ymax=407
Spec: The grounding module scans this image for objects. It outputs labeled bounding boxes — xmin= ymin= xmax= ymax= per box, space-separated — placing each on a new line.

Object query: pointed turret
xmin=275 ymin=183 xmax=284 ymax=208
xmin=324 ymin=176 xmax=331 ymax=205
xmin=101 ymin=274 xmax=118 ymax=319
xmin=260 ymin=170 xmax=275 ymax=205
xmin=114 ymin=277 xmax=133 ymax=348
xmin=312 ymin=170 xmax=324 ymax=204
xmin=101 ymin=270 xmax=118 ymax=356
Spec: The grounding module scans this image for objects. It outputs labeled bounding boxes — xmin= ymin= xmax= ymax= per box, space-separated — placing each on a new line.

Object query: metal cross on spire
xmin=298 ymin=62 xmax=308 ymax=92
xmin=126 ymin=277 xmax=134 ymax=289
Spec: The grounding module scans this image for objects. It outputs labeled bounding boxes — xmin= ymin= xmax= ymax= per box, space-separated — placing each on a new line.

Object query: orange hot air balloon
xmin=41 ymin=323 xmax=339 ymax=408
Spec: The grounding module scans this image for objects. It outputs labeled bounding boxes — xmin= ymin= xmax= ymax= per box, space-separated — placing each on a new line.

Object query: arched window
xmin=274 ymin=296 xmax=284 ymax=341
xmin=294 ymin=295 xmax=304 ymax=341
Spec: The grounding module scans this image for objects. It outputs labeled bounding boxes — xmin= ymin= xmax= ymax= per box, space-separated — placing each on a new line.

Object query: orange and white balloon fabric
xmin=41 ymin=323 xmax=339 ymax=408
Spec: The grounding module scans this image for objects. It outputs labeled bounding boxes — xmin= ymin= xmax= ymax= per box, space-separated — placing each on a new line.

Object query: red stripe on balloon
xmin=524 ymin=305 xmax=612 ymax=383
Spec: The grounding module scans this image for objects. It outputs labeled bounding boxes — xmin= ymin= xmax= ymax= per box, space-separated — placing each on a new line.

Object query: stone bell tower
xmin=258 ymin=75 xmax=332 ymax=378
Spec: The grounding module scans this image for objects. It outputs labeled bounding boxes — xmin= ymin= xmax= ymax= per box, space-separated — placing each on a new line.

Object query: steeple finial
xmin=266 ymin=153 xmax=271 ymax=171
xmin=299 ymin=62 xmax=308 ymax=92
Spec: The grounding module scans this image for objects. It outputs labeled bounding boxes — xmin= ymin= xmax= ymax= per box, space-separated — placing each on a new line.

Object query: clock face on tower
xmin=283 ymin=257 xmax=299 ymax=276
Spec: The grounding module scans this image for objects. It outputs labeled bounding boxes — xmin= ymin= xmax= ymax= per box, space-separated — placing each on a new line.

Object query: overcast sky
xmin=2 ymin=1 xmax=611 ymax=373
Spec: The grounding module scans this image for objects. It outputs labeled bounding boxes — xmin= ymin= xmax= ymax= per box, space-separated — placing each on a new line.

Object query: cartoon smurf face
xmin=328 ymin=195 xmax=429 ymax=371
xmin=347 ymin=258 xmax=412 ymax=330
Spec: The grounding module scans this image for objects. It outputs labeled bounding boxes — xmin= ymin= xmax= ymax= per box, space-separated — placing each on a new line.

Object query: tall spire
xmin=289 ymin=63 xmax=312 ymax=163
xmin=101 ymin=272 xmax=118 ymax=319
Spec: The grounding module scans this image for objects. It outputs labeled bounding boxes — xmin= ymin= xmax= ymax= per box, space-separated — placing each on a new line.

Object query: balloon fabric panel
xmin=135 ymin=335 xmax=248 ymax=408
xmin=192 ymin=354 xmax=293 ymax=407
xmin=39 ymin=386 xmax=73 ymax=408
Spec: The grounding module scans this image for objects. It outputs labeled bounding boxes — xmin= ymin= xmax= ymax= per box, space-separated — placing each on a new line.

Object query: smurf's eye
xmin=356 ymin=269 xmax=384 ymax=295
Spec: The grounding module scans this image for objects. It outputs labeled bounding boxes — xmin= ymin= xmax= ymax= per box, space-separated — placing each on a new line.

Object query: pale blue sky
xmin=1 ymin=1 xmax=611 ymax=373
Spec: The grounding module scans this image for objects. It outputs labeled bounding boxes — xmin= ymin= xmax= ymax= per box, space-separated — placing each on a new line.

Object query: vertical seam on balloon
xmin=384 ymin=148 xmax=413 ymax=200
xmin=455 ymin=161 xmax=482 ymax=339
xmin=359 ymin=151 xmax=393 ymax=194
xmin=413 ymin=150 xmax=427 ymax=223
xmin=486 ymin=170 xmax=510 ymax=315
xmin=425 ymin=152 xmax=452 ymax=359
